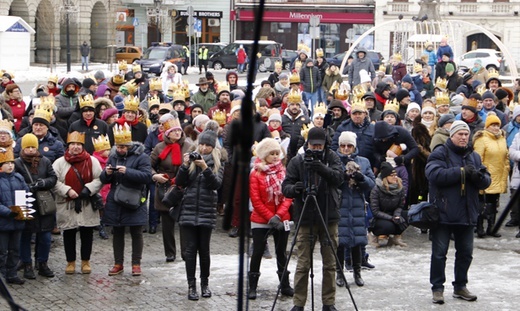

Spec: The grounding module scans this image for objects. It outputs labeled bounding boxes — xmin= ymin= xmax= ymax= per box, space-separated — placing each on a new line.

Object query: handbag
xmin=408 ymin=201 xmax=439 ymax=230
xmin=156 ymin=181 xmax=170 ymax=201
xmin=71 ymin=166 xmax=104 ymax=211
xmin=164 ymin=186 xmax=185 ymax=221
xmin=22 ymin=163 xmax=56 ymax=216
xmin=114 ymin=184 xmax=143 ymax=210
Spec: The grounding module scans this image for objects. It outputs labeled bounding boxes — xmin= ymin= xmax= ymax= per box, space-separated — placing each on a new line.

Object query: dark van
xmin=139 ymin=42 xmax=187 ymax=76
xmin=208 ymin=40 xmax=282 ymax=72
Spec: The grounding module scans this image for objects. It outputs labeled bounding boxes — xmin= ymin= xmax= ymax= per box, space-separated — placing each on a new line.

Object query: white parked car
xmin=458 ymin=49 xmax=503 ymax=71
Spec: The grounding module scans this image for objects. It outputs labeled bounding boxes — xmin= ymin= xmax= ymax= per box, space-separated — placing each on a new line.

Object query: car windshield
xmin=143 ymin=48 xmax=166 ymax=60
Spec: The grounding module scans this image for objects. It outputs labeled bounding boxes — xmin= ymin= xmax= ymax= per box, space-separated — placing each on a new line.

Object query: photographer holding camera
xmin=282 ymin=127 xmax=343 ymax=311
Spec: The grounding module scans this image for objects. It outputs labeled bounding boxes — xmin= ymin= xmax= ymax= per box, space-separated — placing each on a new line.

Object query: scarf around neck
xmin=64 ymin=149 xmax=93 ymax=200
xmin=158 ymin=139 xmax=182 ymax=166
xmin=20 ymin=149 xmax=42 ymax=175
xmin=255 ymin=158 xmax=285 ymax=205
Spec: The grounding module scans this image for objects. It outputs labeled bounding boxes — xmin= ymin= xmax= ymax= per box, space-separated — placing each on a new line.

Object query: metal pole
xmin=66 ymin=9 xmax=71 ymax=73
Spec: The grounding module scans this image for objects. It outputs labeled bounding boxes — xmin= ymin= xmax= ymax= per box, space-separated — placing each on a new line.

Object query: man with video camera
xmin=282 ymin=127 xmax=343 ymax=311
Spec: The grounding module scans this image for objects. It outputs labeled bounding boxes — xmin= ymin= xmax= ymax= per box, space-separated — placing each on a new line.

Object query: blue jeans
xmin=148 ymin=182 xmax=159 ymax=227
xmin=303 ymin=91 xmax=319 ymax=115
xmin=20 ymin=231 xmax=52 ymax=263
xmin=82 ymin=56 xmax=89 ymax=70
xmin=430 ymin=224 xmax=474 ymax=292
xmin=0 ymin=230 xmax=22 ymax=279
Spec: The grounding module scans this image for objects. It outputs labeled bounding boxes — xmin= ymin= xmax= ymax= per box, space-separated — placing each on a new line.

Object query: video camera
xmin=189 ymin=152 xmax=202 ymax=162
xmin=304 ymin=149 xmax=321 ymax=163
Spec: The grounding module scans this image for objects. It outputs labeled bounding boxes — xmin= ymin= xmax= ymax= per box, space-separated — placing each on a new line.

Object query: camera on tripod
xmin=189 ymin=152 xmax=202 ymax=162
xmin=304 ymin=149 xmax=320 ymax=163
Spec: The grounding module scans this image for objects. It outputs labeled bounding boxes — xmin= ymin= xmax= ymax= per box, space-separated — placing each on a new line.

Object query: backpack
xmin=408 ymin=201 xmax=439 ymax=230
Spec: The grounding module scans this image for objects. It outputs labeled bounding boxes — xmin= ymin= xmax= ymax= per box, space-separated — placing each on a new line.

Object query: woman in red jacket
xmin=248 ymin=138 xmax=293 ymax=299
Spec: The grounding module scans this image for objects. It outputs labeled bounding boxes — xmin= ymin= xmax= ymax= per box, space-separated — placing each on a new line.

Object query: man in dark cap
xmin=400 ymin=74 xmax=422 ymax=106
xmin=481 ymin=91 xmax=507 ymax=126
xmin=80 ymin=78 xmax=98 ymax=97
xmin=282 ymin=127 xmax=343 ymax=311
xmin=455 ymin=72 xmax=475 ymax=98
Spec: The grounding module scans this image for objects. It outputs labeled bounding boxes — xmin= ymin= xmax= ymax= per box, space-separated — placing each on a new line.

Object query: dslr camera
xmin=304 ymin=149 xmax=320 ymax=163
xmin=189 ymin=152 xmax=202 ymax=161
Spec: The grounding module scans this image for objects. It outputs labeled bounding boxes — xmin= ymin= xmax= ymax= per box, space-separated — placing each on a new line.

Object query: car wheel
xmin=284 ymin=62 xmax=290 ymax=71
xmin=258 ymin=63 xmax=267 ymax=72
xmin=213 ymin=62 xmax=223 ymax=70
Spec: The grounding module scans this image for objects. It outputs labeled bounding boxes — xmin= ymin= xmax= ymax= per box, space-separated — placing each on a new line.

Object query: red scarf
xmin=255 ymin=158 xmax=285 ymax=205
xmin=158 ymin=141 xmax=182 ymax=166
xmin=268 ymin=125 xmax=280 ymax=132
xmin=280 ymin=102 xmax=287 ymax=114
xmin=375 ymin=92 xmax=387 ymax=107
xmin=64 ymin=149 xmax=93 ymax=200
xmin=84 ymin=118 xmax=94 ymax=127
xmin=116 ymin=115 xmax=139 ymax=126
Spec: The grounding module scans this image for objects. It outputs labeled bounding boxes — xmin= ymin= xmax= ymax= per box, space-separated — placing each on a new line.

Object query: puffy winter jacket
xmin=299 ymin=59 xmax=322 ymax=93
xmin=425 ymin=139 xmax=491 ymax=225
xmin=100 ymin=142 xmax=152 ymax=227
xmin=370 ymin=178 xmax=406 ymax=222
xmin=510 ymin=132 xmax=520 ymax=189
xmin=0 ymin=172 xmax=29 ymax=231
xmin=373 ymin=121 xmax=419 ymax=169
xmin=473 ymin=130 xmax=509 ymax=194
xmin=55 ymin=78 xmax=80 ymax=119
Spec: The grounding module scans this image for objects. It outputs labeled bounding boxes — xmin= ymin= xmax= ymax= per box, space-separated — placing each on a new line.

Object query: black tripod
xmin=271 ymin=165 xmax=358 ymax=311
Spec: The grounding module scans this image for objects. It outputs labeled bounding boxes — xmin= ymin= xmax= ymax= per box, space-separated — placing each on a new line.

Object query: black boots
xmin=248 ymin=272 xmax=260 ymax=299
xmin=352 ymin=246 xmax=364 ymax=287
xmin=486 ymin=203 xmax=501 ymax=237
xmin=476 ymin=215 xmax=486 ymax=238
xmin=38 ymin=262 xmax=55 ymax=278
xmin=277 ymin=271 xmax=294 ymax=297
xmin=23 ymin=263 xmax=36 ymax=279
xmin=188 ymin=279 xmax=199 ymax=300
xmin=335 ymin=269 xmax=345 ymax=287
xmin=99 ymin=223 xmax=109 ymax=240
xmin=201 ymin=278 xmax=212 ymax=298
xmin=353 ymin=268 xmax=364 ymax=287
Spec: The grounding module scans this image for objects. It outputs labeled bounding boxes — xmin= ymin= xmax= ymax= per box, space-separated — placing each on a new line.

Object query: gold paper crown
xmin=314 ymin=102 xmax=327 ymax=116
xmin=0 ymin=147 xmax=14 ymax=164
xmin=392 ymin=53 xmax=402 ymax=62
xmin=329 ymin=81 xmax=339 ymax=94
xmin=316 ymin=48 xmax=324 ymax=58
xmin=287 ymin=89 xmax=302 ymax=104
xmin=158 ymin=103 xmax=172 ymax=112
xmin=300 ymin=123 xmax=313 ymax=141
xmin=289 ymin=73 xmax=300 ymax=84
xmin=275 ymin=60 xmax=282 ymax=69
xmin=168 ymin=82 xmax=180 ymax=93
xmin=352 ymin=84 xmax=367 ymax=99
xmin=39 ymin=95 xmax=56 ymax=112
xmin=123 ymin=95 xmax=139 ymax=112
xmin=378 ymin=64 xmax=386 ymax=73
xmin=33 ymin=102 xmax=53 ymax=124
xmin=414 ymin=63 xmax=423 ymax=73
xmin=435 ymin=91 xmax=450 ymax=106
xmin=463 ymin=97 xmax=478 ymax=110
xmin=118 ymin=60 xmax=128 ymax=71
xmin=113 ymin=123 xmax=132 ymax=145
xmin=352 ymin=97 xmax=367 ymax=113
xmin=79 ymin=94 xmax=95 ymax=109
xmin=122 ymin=80 xmax=137 ymax=96
xmin=0 ymin=120 xmax=12 ymax=134
xmin=334 ymin=82 xmax=350 ymax=100
xmin=172 ymin=90 xmax=185 ymax=103
xmin=384 ymin=98 xmax=400 ymax=113
xmin=294 ymin=60 xmax=302 ymax=71
xmin=435 ymin=77 xmax=447 ymax=90
xmin=476 ymin=84 xmax=486 ymax=96
xmin=148 ymin=95 xmax=161 ymax=108
xmin=212 ymin=109 xmax=227 ymax=126
xmin=150 ymin=78 xmax=162 ymax=91
xmin=217 ymin=82 xmax=230 ymax=95
xmin=488 ymin=68 xmax=499 ymax=79
xmin=92 ymin=134 xmax=111 ymax=152
xmin=132 ymin=64 xmax=142 ymax=73
xmin=48 ymin=74 xmax=59 ymax=84
xmin=182 ymin=81 xmax=191 ymax=99
xmin=162 ymin=117 xmax=181 ymax=131
xmin=67 ymin=131 xmax=85 ymax=144
xmin=112 ymin=74 xmax=125 ymax=85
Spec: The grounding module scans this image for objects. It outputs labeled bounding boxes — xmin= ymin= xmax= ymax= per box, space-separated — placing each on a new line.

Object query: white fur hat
xmin=338 ymin=131 xmax=357 ymax=148
xmin=406 ymin=102 xmax=421 ymax=114
xmin=255 ymin=137 xmax=282 ymax=160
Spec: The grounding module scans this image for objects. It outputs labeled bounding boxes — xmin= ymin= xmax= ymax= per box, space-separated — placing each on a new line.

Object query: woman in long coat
xmin=335 ymin=132 xmax=375 ymax=288
xmin=52 ymin=132 xmax=103 ymax=275
xmin=151 ymin=115 xmax=192 ymax=262
xmin=100 ymin=132 xmax=152 ymax=277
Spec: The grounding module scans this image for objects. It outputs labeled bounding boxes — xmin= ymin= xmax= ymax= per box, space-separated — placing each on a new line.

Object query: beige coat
xmin=473 ymin=129 xmax=510 ymax=194
xmin=52 ymin=156 xmax=103 ymax=230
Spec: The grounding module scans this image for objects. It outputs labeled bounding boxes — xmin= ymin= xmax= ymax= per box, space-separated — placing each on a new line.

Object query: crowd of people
xmin=0 ymin=37 xmax=519 ymax=310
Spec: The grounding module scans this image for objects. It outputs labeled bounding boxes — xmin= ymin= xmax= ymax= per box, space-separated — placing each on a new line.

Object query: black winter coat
xmin=370 ymin=178 xmax=406 ymax=221
xmin=69 ymin=117 xmax=109 ymax=154
xmin=14 ymin=156 xmax=58 ymax=232
xmin=282 ymin=110 xmax=310 ymax=162
xmin=176 ymin=154 xmax=224 ymax=228
xmin=100 ymin=142 xmax=152 ymax=227
xmin=299 ymin=60 xmax=322 ymax=93
xmin=282 ymin=148 xmax=344 ymax=226
xmin=331 ymin=118 xmax=376 ymax=168
xmin=373 ymin=121 xmax=419 ymax=169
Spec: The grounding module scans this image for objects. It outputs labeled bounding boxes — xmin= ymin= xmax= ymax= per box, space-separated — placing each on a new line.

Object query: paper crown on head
xmin=150 ymin=78 xmax=162 ymax=91
xmin=384 ymin=98 xmax=400 ymax=113
xmin=112 ymin=74 xmax=125 ymax=85
xmin=123 ymin=95 xmax=139 ymax=112
xmin=113 ymin=123 xmax=132 ymax=145
xmin=168 ymin=82 xmax=180 ymax=92
xmin=162 ymin=117 xmax=181 ymax=131
xmin=274 ymin=60 xmax=283 ymax=69
xmin=316 ymin=48 xmax=324 ymax=58
xmin=287 ymin=89 xmax=303 ymax=104
xmin=294 ymin=60 xmax=302 ymax=71
xmin=289 ymin=73 xmax=300 ymax=84
xmin=182 ymin=81 xmax=191 ymax=99
xmin=352 ymin=84 xmax=367 ymax=99
xmin=217 ymin=81 xmax=230 ymax=95
xmin=158 ymin=103 xmax=172 ymax=112
xmin=48 ymin=74 xmax=59 ymax=84
xmin=435 ymin=91 xmax=450 ymax=106
xmin=475 ymin=84 xmax=486 ymax=96
xmin=212 ymin=109 xmax=227 ymax=126
xmin=40 ymin=95 xmax=56 ymax=111
xmin=0 ymin=119 xmax=13 ymax=134
xmin=121 ymin=80 xmax=137 ymax=96
xmin=148 ymin=95 xmax=161 ymax=108
xmin=435 ymin=77 xmax=447 ymax=90
xmin=118 ymin=60 xmax=128 ymax=71
xmin=0 ymin=147 xmax=14 ymax=164
xmin=351 ymin=97 xmax=367 ymax=113
xmin=33 ymin=100 xmax=54 ymax=124
xmin=79 ymin=94 xmax=95 ymax=109
xmin=463 ymin=97 xmax=479 ymax=110
xmin=392 ymin=53 xmax=402 ymax=62
xmin=414 ymin=63 xmax=423 ymax=73
xmin=172 ymin=90 xmax=185 ymax=103
xmin=488 ymin=68 xmax=499 ymax=79
xmin=92 ymin=134 xmax=111 ymax=152
xmin=378 ymin=64 xmax=386 ymax=73
xmin=67 ymin=131 xmax=85 ymax=144
xmin=132 ymin=64 xmax=142 ymax=73
xmin=314 ymin=102 xmax=327 ymax=116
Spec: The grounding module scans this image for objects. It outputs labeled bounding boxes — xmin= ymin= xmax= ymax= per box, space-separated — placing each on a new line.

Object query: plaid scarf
xmin=256 ymin=159 xmax=285 ymax=205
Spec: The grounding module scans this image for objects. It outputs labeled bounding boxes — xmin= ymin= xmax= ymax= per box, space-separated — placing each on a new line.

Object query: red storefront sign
xmin=231 ymin=10 xmax=373 ymax=24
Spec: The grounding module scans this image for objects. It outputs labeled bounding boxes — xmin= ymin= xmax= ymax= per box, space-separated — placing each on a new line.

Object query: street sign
xmin=187 ymin=6 xmax=194 ymax=16
xmin=196 ymin=32 xmax=201 ymax=38
xmin=309 ymin=15 xmax=320 ymax=27
xmin=194 ymin=18 xmax=202 ymax=32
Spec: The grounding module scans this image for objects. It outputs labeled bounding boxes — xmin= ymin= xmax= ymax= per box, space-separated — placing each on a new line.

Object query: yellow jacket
xmin=473 ymin=129 xmax=509 ymax=194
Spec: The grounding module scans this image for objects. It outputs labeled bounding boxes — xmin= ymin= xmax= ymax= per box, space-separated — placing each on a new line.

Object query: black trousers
xmin=112 ymin=226 xmax=143 ymax=265
xmin=63 ymin=227 xmax=94 ymax=262
xmin=249 ymin=227 xmax=289 ymax=273
xmin=160 ymin=211 xmax=177 ymax=258
xmin=180 ymin=225 xmax=212 ymax=282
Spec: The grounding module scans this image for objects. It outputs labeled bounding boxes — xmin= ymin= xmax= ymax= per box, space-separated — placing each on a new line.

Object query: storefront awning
xmin=232 ymin=10 xmax=374 ymax=24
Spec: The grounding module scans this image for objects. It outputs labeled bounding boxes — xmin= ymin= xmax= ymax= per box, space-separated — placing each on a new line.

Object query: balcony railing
xmin=386 ymin=2 xmax=519 ymax=15
xmin=237 ymin=0 xmax=375 ymax=4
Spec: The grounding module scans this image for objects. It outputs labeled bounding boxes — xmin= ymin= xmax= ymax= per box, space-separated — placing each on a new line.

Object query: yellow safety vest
xmin=198 ymin=48 xmax=208 ymax=60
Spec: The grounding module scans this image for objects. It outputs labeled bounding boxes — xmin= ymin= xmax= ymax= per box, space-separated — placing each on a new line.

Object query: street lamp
xmin=62 ymin=0 xmax=78 ymax=73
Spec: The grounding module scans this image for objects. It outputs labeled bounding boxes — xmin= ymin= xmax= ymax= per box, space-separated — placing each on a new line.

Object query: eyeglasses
xmin=339 ymin=144 xmax=355 ymax=148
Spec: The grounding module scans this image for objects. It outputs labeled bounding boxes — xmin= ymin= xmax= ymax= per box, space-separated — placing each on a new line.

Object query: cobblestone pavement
xmin=2 ymin=208 xmax=520 ymax=311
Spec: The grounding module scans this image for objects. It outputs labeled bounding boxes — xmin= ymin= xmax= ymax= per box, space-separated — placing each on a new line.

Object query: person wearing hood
xmin=328 ymin=99 xmax=349 ymax=132
xmin=485 ymin=74 xmax=502 ymax=93
xmin=390 ymin=53 xmax=407 ymax=85
xmin=161 ymin=63 xmax=183 ymax=92
xmin=107 ymin=95 xmax=148 ymax=145
xmin=471 ymin=60 xmax=489 ymax=85
xmin=335 ymin=131 xmax=376 ymax=288
xmin=94 ymin=97 xmax=114 ymax=120
xmin=226 ymin=70 xmax=241 ymax=92
xmin=372 ymin=121 xmax=419 ymax=174
xmin=430 ymin=114 xmax=455 ymax=150
xmin=69 ymin=95 xmax=109 ymax=154
xmin=381 ymin=102 xmax=402 ymax=126
xmin=56 ymin=78 xmax=80 ymax=121
xmin=321 ymin=63 xmax=343 ymax=105
xmin=374 ymin=81 xmax=392 ymax=111
xmin=400 ymin=74 xmax=423 ymax=106
xmin=363 ymin=92 xmax=382 ymax=122
xmin=299 ymin=58 xmax=321 ymax=115
xmin=348 ymin=48 xmax=376 ymax=88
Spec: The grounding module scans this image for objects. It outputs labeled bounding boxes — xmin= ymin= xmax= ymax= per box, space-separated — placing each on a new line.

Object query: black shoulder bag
xmin=22 ymin=162 xmax=57 ymax=216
